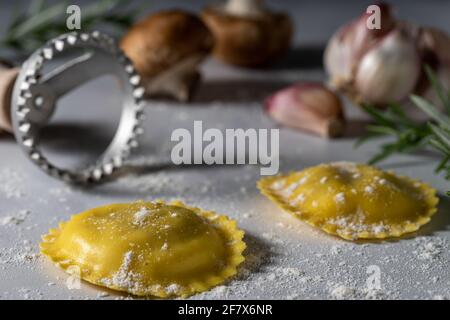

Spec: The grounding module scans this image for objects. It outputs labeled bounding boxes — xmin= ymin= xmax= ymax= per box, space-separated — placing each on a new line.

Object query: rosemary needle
xmin=356 ymin=68 xmax=450 ymax=191
xmin=0 ymin=0 xmax=139 ymax=58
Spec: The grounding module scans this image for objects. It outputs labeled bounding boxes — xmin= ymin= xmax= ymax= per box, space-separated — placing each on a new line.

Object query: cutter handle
xmin=0 ymin=65 xmax=19 ymax=133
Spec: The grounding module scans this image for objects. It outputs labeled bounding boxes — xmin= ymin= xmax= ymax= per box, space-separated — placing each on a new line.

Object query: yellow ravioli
xmin=258 ymin=162 xmax=438 ymax=240
xmin=40 ymin=200 xmax=246 ymax=297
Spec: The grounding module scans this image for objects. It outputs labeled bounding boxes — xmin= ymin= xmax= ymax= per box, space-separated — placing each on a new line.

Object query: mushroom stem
xmin=145 ymin=54 xmax=204 ymax=102
xmin=224 ymin=0 xmax=265 ymax=17
xmin=121 ymin=10 xmax=214 ymax=102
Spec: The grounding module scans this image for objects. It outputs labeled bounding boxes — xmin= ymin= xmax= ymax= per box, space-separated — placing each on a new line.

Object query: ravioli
xmin=258 ymin=162 xmax=438 ymax=240
xmin=40 ymin=200 xmax=246 ymax=297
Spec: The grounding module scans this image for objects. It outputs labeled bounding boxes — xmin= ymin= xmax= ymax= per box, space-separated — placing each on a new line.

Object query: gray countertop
xmin=0 ymin=0 xmax=449 ymax=300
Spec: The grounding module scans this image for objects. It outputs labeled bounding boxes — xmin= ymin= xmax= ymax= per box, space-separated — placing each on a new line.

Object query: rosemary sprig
xmin=356 ymin=67 xmax=450 ymax=189
xmin=355 ymin=103 xmax=432 ymax=164
xmin=1 ymin=0 xmax=139 ymax=58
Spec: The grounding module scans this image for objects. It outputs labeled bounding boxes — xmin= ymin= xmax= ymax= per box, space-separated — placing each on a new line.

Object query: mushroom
xmin=201 ymin=0 xmax=293 ymax=67
xmin=121 ymin=10 xmax=214 ymax=102
xmin=0 ymin=60 xmax=19 ymax=134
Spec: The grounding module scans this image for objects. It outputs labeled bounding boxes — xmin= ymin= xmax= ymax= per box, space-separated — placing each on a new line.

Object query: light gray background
xmin=0 ymin=1 xmax=449 ymax=300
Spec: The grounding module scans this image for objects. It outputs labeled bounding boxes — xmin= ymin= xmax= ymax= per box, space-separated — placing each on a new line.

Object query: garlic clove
xmin=325 ymin=3 xmax=450 ymax=107
xmin=265 ymin=83 xmax=345 ymax=138
xmin=324 ymin=29 xmax=356 ymax=87
xmin=354 ymin=28 xmax=421 ymax=105
xmin=325 ymin=3 xmax=395 ymax=88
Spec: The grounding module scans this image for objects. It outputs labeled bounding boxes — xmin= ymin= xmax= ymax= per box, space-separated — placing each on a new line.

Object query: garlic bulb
xmin=325 ymin=4 xmax=450 ymax=107
xmin=265 ymin=83 xmax=345 ymax=138
xmin=324 ymin=3 xmax=394 ymax=87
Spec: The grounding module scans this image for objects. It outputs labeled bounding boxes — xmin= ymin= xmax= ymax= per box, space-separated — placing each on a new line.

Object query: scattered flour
xmin=0 ymin=244 xmax=39 ymax=266
xmin=413 ymin=237 xmax=446 ymax=261
xmin=334 ymin=192 xmax=345 ymax=204
xmin=0 ymin=169 xmax=25 ymax=199
xmin=330 ymin=285 xmax=358 ymax=299
xmin=0 ymin=210 xmax=30 ymax=226
xmin=165 ymin=284 xmax=181 ymax=295
xmin=290 ymin=193 xmax=305 ymax=206
xmin=133 ymin=207 xmax=151 ymax=226
xmin=101 ymin=251 xmax=143 ymax=294
xmin=48 ymin=187 xmax=73 ymax=203
xmin=329 ymin=285 xmax=386 ymax=300
xmin=0 ymin=162 xmax=448 ymax=300
xmin=281 ymin=183 xmax=299 ymax=197
xmin=117 ymin=172 xmax=187 ymax=195
xmin=271 ymin=180 xmax=286 ymax=191
xmin=97 ymin=292 xmax=110 ymax=298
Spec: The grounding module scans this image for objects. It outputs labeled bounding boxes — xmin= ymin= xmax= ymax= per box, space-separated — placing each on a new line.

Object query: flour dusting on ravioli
xmin=40 ymin=200 xmax=246 ymax=297
xmin=258 ymin=162 xmax=439 ymax=240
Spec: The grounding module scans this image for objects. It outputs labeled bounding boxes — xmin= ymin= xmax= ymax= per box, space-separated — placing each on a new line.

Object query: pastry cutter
xmin=0 ymin=31 xmax=144 ymax=184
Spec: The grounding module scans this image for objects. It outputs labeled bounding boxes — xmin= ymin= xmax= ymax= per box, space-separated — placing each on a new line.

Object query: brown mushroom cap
xmin=201 ymin=6 xmax=293 ymax=67
xmin=0 ymin=61 xmax=19 ymax=134
xmin=121 ymin=10 xmax=214 ymax=79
